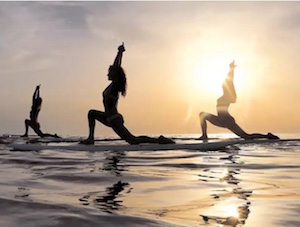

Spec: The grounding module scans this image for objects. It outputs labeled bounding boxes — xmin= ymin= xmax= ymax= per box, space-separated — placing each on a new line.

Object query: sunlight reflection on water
xmin=0 ymin=134 xmax=300 ymax=227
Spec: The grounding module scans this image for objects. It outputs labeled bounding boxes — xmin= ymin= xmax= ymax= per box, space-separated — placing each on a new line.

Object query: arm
xmin=222 ymin=61 xmax=237 ymax=102
xmin=112 ymin=43 xmax=125 ymax=67
xmin=32 ymin=85 xmax=40 ymax=105
xmin=227 ymin=61 xmax=236 ymax=79
xmin=36 ymin=86 xmax=40 ymax=99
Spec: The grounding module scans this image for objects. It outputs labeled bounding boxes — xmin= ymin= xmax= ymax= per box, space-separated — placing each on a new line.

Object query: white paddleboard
xmin=9 ymin=139 xmax=300 ymax=152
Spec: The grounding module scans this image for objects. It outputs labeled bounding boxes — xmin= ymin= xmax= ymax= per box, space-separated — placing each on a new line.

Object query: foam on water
xmin=0 ymin=133 xmax=300 ymax=227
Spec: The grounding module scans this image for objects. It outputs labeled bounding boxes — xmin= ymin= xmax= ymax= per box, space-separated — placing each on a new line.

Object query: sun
xmin=175 ymin=31 xmax=267 ymax=102
xmin=179 ymin=53 xmax=238 ymax=99
xmin=192 ymin=57 xmax=232 ymax=97
xmin=172 ymin=33 xmax=268 ymax=126
xmin=177 ymin=46 xmax=252 ymax=102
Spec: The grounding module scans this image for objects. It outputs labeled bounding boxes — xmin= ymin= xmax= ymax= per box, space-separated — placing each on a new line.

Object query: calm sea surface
xmin=0 ymin=133 xmax=299 ymax=227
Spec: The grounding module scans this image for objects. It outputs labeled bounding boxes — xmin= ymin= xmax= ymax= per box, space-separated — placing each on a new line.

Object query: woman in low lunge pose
xmin=22 ymin=85 xmax=59 ymax=138
xmin=198 ymin=61 xmax=279 ymax=140
xmin=80 ymin=43 xmax=174 ymax=145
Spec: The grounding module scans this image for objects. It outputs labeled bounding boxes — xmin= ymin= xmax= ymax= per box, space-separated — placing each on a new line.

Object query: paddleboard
xmin=9 ymin=139 xmax=300 ymax=152
xmin=1 ymin=134 xmax=237 ymax=144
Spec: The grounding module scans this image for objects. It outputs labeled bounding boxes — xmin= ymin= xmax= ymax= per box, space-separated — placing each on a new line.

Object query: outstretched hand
xmin=118 ymin=42 xmax=125 ymax=52
xmin=229 ymin=61 xmax=236 ymax=69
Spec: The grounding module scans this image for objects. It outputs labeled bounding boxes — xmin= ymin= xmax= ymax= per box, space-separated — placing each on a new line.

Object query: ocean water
xmin=0 ymin=133 xmax=299 ymax=227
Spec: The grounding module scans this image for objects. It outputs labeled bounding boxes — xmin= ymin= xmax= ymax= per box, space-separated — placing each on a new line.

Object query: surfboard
xmin=9 ymin=138 xmax=300 ymax=152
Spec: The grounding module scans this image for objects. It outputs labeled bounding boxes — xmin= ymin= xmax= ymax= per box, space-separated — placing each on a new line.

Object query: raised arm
xmin=222 ymin=61 xmax=237 ymax=102
xmin=32 ymin=85 xmax=40 ymax=105
xmin=227 ymin=60 xmax=236 ymax=79
xmin=112 ymin=43 xmax=125 ymax=67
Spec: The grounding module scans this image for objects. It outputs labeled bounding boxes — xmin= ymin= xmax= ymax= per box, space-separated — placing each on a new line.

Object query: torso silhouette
xmin=30 ymin=99 xmax=42 ymax=122
xmin=103 ymin=83 xmax=119 ymax=117
xmin=216 ymin=70 xmax=236 ymax=123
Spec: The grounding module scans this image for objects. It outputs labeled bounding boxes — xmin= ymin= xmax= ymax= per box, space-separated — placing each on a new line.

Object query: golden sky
xmin=0 ymin=2 xmax=299 ymax=137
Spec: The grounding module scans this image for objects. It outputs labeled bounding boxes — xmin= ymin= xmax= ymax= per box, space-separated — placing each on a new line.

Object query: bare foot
xmin=267 ymin=133 xmax=279 ymax=140
xmin=158 ymin=136 xmax=175 ymax=144
xmin=196 ymin=135 xmax=208 ymax=140
xmin=79 ymin=138 xmax=94 ymax=145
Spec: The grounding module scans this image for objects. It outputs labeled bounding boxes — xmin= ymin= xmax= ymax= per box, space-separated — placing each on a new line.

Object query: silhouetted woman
xmin=22 ymin=85 xmax=59 ymax=138
xmin=198 ymin=61 xmax=279 ymax=140
xmin=80 ymin=43 xmax=174 ymax=145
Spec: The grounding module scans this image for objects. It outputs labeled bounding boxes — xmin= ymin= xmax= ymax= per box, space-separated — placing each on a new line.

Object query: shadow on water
xmin=199 ymin=151 xmax=251 ymax=226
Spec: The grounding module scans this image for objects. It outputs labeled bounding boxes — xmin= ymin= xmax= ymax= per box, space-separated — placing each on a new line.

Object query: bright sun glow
xmin=225 ymin=204 xmax=239 ymax=218
xmin=192 ymin=57 xmax=231 ymax=96
xmin=181 ymin=52 xmax=250 ymax=99
xmin=177 ymin=36 xmax=258 ymax=102
xmin=176 ymin=35 xmax=268 ymax=125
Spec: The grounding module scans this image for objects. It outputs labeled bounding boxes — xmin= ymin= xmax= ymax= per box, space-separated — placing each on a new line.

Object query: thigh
xmin=89 ymin=110 xmax=111 ymax=127
xmin=110 ymin=117 xmax=136 ymax=143
xmin=28 ymin=120 xmax=40 ymax=129
xmin=227 ymin=123 xmax=248 ymax=138
xmin=112 ymin=125 xmax=134 ymax=140
xmin=206 ymin=114 xmax=228 ymax=128
xmin=30 ymin=122 xmax=43 ymax=136
xmin=216 ymin=114 xmax=248 ymax=137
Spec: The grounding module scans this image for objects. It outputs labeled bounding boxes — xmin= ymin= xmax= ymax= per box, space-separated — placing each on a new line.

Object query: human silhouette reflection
xmin=198 ymin=61 xmax=279 ymax=140
xmin=21 ymin=85 xmax=59 ymax=138
xmin=220 ymin=153 xmax=240 ymax=165
xmin=101 ymin=151 xmax=127 ymax=176
xmin=79 ymin=151 xmax=131 ymax=212
xmin=200 ymin=167 xmax=251 ymax=226
xmin=199 ymin=152 xmax=251 ymax=226
xmin=80 ymin=43 xmax=174 ymax=145
xmin=219 ymin=168 xmax=240 ymax=185
xmin=93 ymin=181 xmax=131 ymax=214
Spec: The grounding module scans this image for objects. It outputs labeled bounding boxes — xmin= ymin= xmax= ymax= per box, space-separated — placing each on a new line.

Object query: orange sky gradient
xmin=0 ymin=2 xmax=299 ymax=137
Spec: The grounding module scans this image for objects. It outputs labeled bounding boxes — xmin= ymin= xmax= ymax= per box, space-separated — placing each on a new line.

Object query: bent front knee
xmin=199 ymin=112 xmax=208 ymax=120
xmin=88 ymin=109 xmax=97 ymax=119
xmin=199 ymin=112 xmax=207 ymax=117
